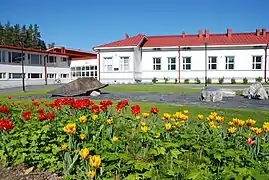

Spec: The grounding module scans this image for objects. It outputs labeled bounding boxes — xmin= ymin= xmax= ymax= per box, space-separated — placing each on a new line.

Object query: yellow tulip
xmin=79 ymin=148 xmax=89 ymax=159
xmin=79 ymin=116 xmax=87 ymax=124
xmin=90 ymin=155 xmax=101 ymax=169
xmin=63 ymin=123 xmax=76 ymax=134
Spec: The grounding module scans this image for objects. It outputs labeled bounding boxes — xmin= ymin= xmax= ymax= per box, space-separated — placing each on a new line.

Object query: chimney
xmin=227 ymin=28 xmax=232 ymax=37
xmin=61 ymin=47 xmax=66 ymax=54
xmin=256 ymin=28 xmax=260 ymax=36
xmin=198 ymin=29 xmax=203 ymax=38
xmin=182 ymin=32 xmax=186 ymax=38
xmin=205 ymin=29 xmax=209 ymax=38
xmin=125 ymin=33 xmax=129 ymax=39
xmin=262 ymin=28 xmax=267 ymax=36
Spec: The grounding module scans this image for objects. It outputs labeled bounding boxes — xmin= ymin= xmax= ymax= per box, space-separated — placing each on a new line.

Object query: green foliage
xmin=206 ymin=78 xmax=212 ymax=84
xmin=152 ymin=77 xmax=158 ymax=83
xmin=184 ymin=79 xmax=190 ymax=84
xmin=163 ymin=77 xmax=169 ymax=84
xmin=0 ymin=99 xmax=269 ymax=179
xmin=194 ymin=77 xmax=201 ymax=84
xmin=218 ymin=77 xmax=224 ymax=84
xmin=256 ymin=77 xmax=263 ymax=83
xmin=0 ymin=21 xmax=46 ymax=50
xmin=174 ymin=78 xmax=178 ymax=84
xmin=243 ymin=77 xmax=248 ymax=84
xmin=231 ymin=77 xmax=236 ymax=84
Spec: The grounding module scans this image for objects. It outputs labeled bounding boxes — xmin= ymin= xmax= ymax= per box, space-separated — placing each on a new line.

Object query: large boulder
xmin=200 ymin=87 xmax=236 ymax=102
xmin=242 ymin=82 xmax=268 ymax=100
xmin=49 ymin=77 xmax=108 ymax=97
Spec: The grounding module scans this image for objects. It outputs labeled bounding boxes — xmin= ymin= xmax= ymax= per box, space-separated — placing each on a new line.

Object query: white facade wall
xmin=98 ymin=46 xmax=269 ymax=84
xmin=0 ymin=48 xmax=71 ymax=89
xmin=99 ymin=49 xmax=135 ymax=84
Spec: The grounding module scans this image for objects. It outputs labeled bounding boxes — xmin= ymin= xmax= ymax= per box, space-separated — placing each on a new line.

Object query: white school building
xmin=0 ymin=45 xmax=98 ymax=88
xmin=94 ymin=28 xmax=269 ymax=84
xmin=0 ymin=28 xmax=269 ymax=88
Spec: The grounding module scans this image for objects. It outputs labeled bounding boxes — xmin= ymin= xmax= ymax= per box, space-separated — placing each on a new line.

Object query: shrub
xmin=184 ymin=79 xmax=189 ymax=84
xmin=243 ymin=77 xmax=248 ymax=84
xmin=206 ymin=78 xmax=212 ymax=84
xmin=164 ymin=77 xmax=169 ymax=84
xmin=255 ymin=76 xmax=263 ymax=83
xmin=152 ymin=77 xmax=158 ymax=83
xmin=174 ymin=78 xmax=178 ymax=84
xmin=194 ymin=77 xmax=201 ymax=84
xmin=231 ymin=77 xmax=236 ymax=84
xmin=218 ymin=77 xmax=224 ymax=84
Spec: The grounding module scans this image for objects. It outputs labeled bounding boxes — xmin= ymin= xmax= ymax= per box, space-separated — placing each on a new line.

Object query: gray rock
xmin=200 ymin=87 xmax=223 ymax=102
xmin=90 ymin=90 xmax=101 ymax=97
xmin=219 ymin=88 xmax=236 ymax=97
xmin=242 ymin=82 xmax=268 ymax=100
xmin=49 ymin=77 xmax=108 ymax=97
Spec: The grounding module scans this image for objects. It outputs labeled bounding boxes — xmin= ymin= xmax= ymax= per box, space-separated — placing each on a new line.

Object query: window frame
xmin=182 ymin=57 xmax=191 ymax=70
xmin=168 ymin=57 xmax=176 ymax=70
xmin=252 ymin=56 xmax=262 ymax=70
xmin=225 ymin=56 xmax=235 ymax=70
xmin=103 ymin=57 xmax=113 ymax=72
xmin=153 ymin=57 xmax=161 ymax=70
xmin=120 ymin=56 xmax=129 ymax=71
xmin=208 ymin=56 xmax=217 ymax=70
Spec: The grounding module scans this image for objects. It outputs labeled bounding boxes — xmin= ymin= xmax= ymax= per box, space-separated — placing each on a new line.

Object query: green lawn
xmin=104 ymin=85 xmax=200 ymax=93
xmin=0 ymin=88 xmax=55 ymax=100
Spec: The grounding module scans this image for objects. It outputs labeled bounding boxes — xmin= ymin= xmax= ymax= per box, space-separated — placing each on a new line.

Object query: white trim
xmin=142 ymin=44 xmax=267 ymax=49
xmin=94 ymin=46 xmax=137 ymax=50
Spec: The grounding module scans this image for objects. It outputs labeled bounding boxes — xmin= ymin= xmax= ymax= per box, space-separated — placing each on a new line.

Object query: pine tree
xmin=33 ymin=24 xmax=41 ymax=49
xmin=12 ymin=24 xmax=21 ymax=46
xmin=24 ymin=24 xmax=33 ymax=48
xmin=0 ymin=23 xmax=4 ymax=44
xmin=4 ymin=21 xmax=12 ymax=45
xmin=21 ymin=25 xmax=27 ymax=46
xmin=40 ymin=40 xmax=47 ymax=50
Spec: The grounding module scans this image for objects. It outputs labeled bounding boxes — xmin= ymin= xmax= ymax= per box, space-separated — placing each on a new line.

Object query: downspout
xmin=264 ymin=43 xmax=269 ymax=82
xmin=178 ymin=46 xmax=180 ymax=82
xmin=98 ymin=50 xmax=101 ymax=81
xmin=44 ymin=52 xmax=49 ymax=85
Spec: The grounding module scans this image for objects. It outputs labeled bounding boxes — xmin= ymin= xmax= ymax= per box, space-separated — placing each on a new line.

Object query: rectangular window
xmin=225 ymin=56 xmax=235 ymax=70
xmin=28 ymin=73 xmax=42 ymax=79
xmin=61 ymin=57 xmax=67 ymax=62
xmin=0 ymin=72 xmax=6 ymax=79
xmin=0 ymin=51 xmax=6 ymax=62
xmin=9 ymin=52 xmax=25 ymax=63
xmin=47 ymin=56 xmax=56 ymax=64
xmin=252 ymin=56 xmax=262 ymax=70
xmin=47 ymin=73 xmax=57 ymax=79
xmin=29 ymin=54 xmax=42 ymax=65
xmin=208 ymin=56 xmax=217 ymax=70
xmin=8 ymin=73 xmax=25 ymax=79
xmin=120 ymin=57 xmax=129 ymax=71
xmin=168 ymin=57 xmax=176 ymax=70
xmin=61 ymin=74 xmax=69 ymax=78
xmin=183 ymin=57 xmax=191 ymax=70
xmin=104 ymin=57 xmax=113 ymax=71
xmin=153 ymin=58 xmax=161 ymax=70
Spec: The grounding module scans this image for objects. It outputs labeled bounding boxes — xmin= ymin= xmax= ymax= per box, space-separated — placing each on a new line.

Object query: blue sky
xmin=0 ymin=0 xmax=268 ymax=51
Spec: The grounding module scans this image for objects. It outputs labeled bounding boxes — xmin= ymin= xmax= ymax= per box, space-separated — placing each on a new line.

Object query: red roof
xmin=71 ymin=55 xmax=97 ymax=60
xmin=94 ymin=28 xmax=269 ymax=48
xmin=94 ymin=34 xmax=146 ymax=48
xmin=0 ymin=45 xmax=94 ymax=58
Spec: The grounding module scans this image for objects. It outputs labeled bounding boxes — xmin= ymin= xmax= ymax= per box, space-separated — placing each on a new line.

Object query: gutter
xmin=98 ymin=50 xmax=101 ymax=81
xmin=265 ymin=43 xmax=269 ymax=82
xmin=178 ymin=46 xmax=180 ymax=82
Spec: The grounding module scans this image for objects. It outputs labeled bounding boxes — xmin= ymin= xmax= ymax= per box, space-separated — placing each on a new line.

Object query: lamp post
xmin=19 ymin=41 xmax=25 ymax=92
xmin=204 ymin=42 xmax=208 ymax=87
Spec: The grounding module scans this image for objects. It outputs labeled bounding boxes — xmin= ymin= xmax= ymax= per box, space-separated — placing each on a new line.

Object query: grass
xmin=103 ymin=85 xmax=200 ymax=93
xmin=0 ymin=88 xmax=55 ymax=99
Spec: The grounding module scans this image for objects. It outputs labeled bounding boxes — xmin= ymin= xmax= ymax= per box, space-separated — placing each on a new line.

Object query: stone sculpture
xmin=242 ymin=82 xmax=268 ymax=100
xmin=49 ymin=77 xmax=108 ymax=97
xmin=200 ymin=87 xmax=236 ymax=102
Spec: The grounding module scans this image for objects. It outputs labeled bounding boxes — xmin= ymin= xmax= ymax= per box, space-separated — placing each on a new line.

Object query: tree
xmin=24 ymin=24 xmax=33 ymax=48
xmin=33 ymin=24 xmax=41 ymax=49
xmin=3 ymin=21 xmax=12 ymax=45
xmin=12 ymin=24 xmax=21 ymax=46
xmin=0 ymin=23 xmax=4 ymax=44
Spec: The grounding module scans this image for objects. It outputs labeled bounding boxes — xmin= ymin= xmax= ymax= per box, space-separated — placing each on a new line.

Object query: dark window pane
xmin=256 ymin=56 xmax=262 ymax=62
xmin=156 ymin=65 xmax=161 ymax=70
xmin=211 ymin=64 xmax=217 ymax=69
xmin=186 ymin=64 xmax=191 ymax=70
xmin=171 ymin=65 xmax=176 ymax=70
xmin=256 ymin=64 xmax=261 ymax=69
xmin=186 ymin=58 xmax=191 ymax=63
xmin=229 ymin=64 xmax=234 ymax=69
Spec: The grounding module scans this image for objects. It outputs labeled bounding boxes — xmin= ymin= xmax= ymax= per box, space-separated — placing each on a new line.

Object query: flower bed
xmin=0 ymin=97 xmax=269 ymax=179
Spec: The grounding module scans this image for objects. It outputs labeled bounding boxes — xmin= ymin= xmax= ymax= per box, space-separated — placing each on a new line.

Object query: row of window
xmin=103 ymin=57 xmax=129 ymax=71
xmin=0 ymin=72 xmax=70 ymax=80
xmin=152 ymin=56 xmax=262 ymax=71
xmin=0 ymin=50 xmax=68 ymax=65
xmin=71 ymin=65 xmax=98 ymax=79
